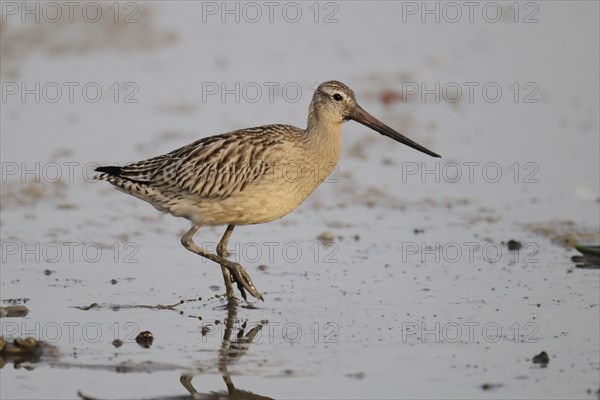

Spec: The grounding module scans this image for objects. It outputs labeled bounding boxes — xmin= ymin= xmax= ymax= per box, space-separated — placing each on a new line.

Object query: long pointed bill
xmin=350 ymin=105 xmax=441 ymax=158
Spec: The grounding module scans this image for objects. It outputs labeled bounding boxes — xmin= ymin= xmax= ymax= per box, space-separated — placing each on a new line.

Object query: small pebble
xmin=507 ymin=240 xmax=522 ymax=251
xmin=532 ymin=351 xmax=549 ymax=366
xmin=135 ymin=331 xmax=154 ymax=348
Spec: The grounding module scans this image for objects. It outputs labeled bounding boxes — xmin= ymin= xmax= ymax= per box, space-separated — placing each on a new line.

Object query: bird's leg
xmin=217 ymin=225 xmax=247 ymax=302
xmin=181 ymin=225 xmax=263 ymax=301
xmin=179 ymin=375 xmax=201 ymax=400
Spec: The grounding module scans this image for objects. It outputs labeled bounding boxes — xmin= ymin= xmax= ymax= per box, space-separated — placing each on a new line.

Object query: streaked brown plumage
xmin=96 ymin=80 xmax=440 ymax=302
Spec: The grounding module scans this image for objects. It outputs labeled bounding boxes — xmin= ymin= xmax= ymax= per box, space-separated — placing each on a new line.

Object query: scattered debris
xmin=77 ymin=391 xmax=97 ymax=400
xmin=74 ymin=303 xmax=99 ymax=311
xmin=346 ymin=371 xmax=366 ymax=380
xmin=56 ymin=203 xmax=78 ymax=210
xmin=532 ymin=351 xmax=550 ymax=366
xmin=135 ymin=331 xmax=154 ymax=348
xmin=2 ymin=298 xmax=29 ymax=305
xmin=507 ymin=240 xmax=522 ymax=251
xmin=528 ymin=221 xmax=600 ymax=248
xmin=0 ymin=305 xmax=29 ymax=318
xmin=0 ymin=336 xmax=59 ymax=366
xmin=317 ymin=231 xmax=335 ymax=244
xmin=571 ymin=245 xmax=600 ymax=269
xmin=481 ymin=383 xmax=503 ymax=390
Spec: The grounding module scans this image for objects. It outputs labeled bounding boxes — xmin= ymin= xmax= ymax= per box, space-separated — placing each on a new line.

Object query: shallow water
xmin=1 ymin=1 xmax=599 ymax=399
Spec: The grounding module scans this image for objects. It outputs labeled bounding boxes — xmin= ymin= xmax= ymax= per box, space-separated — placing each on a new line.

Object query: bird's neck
xmin=304 ymin=106 xmax=343 ymax=170
xmin=306 ymin=102 xmax=340 ymax=132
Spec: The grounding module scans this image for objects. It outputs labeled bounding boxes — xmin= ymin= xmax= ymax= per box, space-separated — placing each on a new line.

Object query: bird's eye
xmin=333 ymin=93 xmax=343 ymax=101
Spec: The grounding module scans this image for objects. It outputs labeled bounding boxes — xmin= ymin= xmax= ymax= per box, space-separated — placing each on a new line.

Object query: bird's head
xmin=309 ymin=80 xmax=440 ymax=158
xmin=310 ymin=80 xmax=358 ymax=124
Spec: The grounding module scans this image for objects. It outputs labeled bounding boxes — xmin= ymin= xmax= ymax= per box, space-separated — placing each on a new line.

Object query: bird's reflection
xmin=179 ymin=302 xmax=273 ymax=400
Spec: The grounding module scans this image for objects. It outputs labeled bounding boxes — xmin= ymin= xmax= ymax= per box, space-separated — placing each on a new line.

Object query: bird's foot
xmin=228 ymin=262 xmax=264 ymax=302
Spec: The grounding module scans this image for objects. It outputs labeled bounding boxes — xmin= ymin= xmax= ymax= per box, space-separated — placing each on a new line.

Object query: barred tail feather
xmin=95 ymin=167 xmax=181 ymax=216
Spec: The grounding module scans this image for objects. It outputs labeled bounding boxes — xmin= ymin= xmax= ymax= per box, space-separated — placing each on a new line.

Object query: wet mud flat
xmin=1 ymin=183 xmax=599 ymax=399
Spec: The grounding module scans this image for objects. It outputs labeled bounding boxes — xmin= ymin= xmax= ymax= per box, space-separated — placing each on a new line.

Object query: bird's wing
xmin=114 ymin=125 xmax=295 ymax=200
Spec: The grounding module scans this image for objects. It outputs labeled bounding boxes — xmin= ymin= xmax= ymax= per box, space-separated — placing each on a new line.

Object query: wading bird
xmin=96 ymin=80 xmax=440 ymax=303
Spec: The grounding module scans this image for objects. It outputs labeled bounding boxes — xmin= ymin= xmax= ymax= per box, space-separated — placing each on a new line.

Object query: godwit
xmin=95 ymin=80 xmax=440 ymax=302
